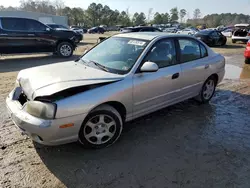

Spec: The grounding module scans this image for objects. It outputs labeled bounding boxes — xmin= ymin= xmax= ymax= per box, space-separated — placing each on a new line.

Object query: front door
xmin=133 ymin=39 xmax=182 ymax=118
xmin=25 ymin=19 xmax=54 ymax=52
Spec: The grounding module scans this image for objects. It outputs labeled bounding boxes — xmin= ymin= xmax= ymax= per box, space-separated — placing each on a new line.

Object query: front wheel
xmin=195 ymin=76 xmax=216 ymax=103
xmin=57 ymin=42 xmax=73 ymax=57
xmin=79 ymin=105 xmax=123 ymax=149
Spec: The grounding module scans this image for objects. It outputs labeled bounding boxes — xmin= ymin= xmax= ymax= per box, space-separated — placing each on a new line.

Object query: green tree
xmin=132 ymin=12 xmax=146 ymax=26
xmin=170 ymin=7 xmax=179 ymax=22
xmin=179 ymin=9 xmax=187 ymax=23
xmin=193 ymin=8 xmax=201 ymax=19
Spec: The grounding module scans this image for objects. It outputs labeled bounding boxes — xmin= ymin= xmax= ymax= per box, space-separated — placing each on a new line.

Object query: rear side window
xmin=1 ymin=18 xmax=26 ymax=31
xmin=178 ymin=39 xmax=201 ymax=62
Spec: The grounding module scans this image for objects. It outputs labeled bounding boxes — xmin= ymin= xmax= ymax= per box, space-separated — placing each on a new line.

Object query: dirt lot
xmin=1 ymin=35 xmax=250 ymax=188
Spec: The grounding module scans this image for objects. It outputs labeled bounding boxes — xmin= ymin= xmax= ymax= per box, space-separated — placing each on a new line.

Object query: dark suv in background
xmin=121 ymin=26 xmax=162 ymax=33
xmin=0 ymin=17 xmax=81 ymax=57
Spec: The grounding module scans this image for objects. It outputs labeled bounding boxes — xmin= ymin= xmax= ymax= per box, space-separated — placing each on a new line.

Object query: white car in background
xmin=70 ymin=26 xmax=84 ymax=34
xmin=232 ymin=24 xmax=250 ymax=43
xmin=177 ymin=28 xmax=199 ymax=35
xmin=221 ymin=29 xmax=233 ymax=37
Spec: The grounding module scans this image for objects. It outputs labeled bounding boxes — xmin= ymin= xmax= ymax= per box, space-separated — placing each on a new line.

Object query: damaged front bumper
xmin=6 ymin=87 xmax=87 ymax=146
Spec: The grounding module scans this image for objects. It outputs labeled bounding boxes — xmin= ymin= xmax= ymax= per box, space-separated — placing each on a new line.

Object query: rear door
xmin=0 ymin=17 xmax=34 ymax=54
xmin=177 ymin=38 xmax=210 ymax=97
xmin=211 ymin=31 xmax=220 ymax=45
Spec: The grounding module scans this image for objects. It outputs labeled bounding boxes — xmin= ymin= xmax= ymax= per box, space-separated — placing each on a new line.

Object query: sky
xmin=2 ymin=0 xmax=250 ymax=17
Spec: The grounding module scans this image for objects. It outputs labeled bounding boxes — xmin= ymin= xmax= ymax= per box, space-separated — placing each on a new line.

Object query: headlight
xmin=24 ymin=101 xmax=56 ymax=119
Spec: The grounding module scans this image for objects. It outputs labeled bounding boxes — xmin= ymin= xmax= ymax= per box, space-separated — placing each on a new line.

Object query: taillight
xmin=247 ymin=41 xmax=250 ymax=46
xmin=248 ymin=33 xmax=250 ymax=36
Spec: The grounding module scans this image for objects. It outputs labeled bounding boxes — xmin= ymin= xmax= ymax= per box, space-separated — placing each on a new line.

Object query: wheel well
xmin=56 ymin=40 xmax=74 ymax=49
xmin=95 ymin=101 xmax=127 ymax=123
xmin=209 ymin=74 xmax=218 ymax=85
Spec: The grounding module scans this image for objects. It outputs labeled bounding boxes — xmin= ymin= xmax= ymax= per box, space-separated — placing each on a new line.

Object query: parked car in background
xmin=121 ymin=26 xmax=162 ymax=33
xmin=47 ymin=23 xmax=69 ymax=30
xmin=195 ymin=30 xmax=227 ymax=46
xmin=163 ymin=27 xmax=178 ymax=33
xmin=221 ymin=28 xmax=233 ymax=37
xmin=88 ymin=27 xmax=105 ymax=34
xmin=244 ymin=40 xmax=250 ymax=64
xmin=232 ymin=24 xmax=250 ymax=43
xmin=0 ymin=17 xmax=79 ymax=57
xmin=6 ymin=32 xmax=225 ymax=149
xmin=177 ymin=28 xmax=199 ymax=35
xmin=70 ymin=26 xmax=87 ymax=34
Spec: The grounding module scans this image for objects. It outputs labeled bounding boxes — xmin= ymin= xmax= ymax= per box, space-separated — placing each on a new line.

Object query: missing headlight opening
xmin=18 ymin=92 xmax=28 ymax=106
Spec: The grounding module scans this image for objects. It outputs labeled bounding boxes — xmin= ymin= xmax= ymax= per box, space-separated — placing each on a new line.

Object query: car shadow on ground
xmin=34 ymin=88 xmax=250 ymax=188
xmin=0 ymin=54 xmax=80 ymax=73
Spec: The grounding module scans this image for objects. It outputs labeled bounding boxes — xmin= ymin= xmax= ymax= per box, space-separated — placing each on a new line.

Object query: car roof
xmin=114 ymin=32 xmax=187 ymax=41
xmin=234 ymin=24 xmax=250 ymax=27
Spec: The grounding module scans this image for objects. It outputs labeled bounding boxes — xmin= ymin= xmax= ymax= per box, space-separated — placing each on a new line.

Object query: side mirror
xmin=46 ymin=27 xmax=51 ymax=32
xmin=140 ymin=61 xmax=159 ymax=72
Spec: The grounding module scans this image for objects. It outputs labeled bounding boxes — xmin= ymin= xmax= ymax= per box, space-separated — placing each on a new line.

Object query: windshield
xmin=81 ymin=37 xmax=149 ymax=74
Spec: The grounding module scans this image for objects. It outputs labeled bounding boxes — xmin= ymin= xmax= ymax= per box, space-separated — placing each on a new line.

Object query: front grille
xmin=18 ymin=92 xmax=28 ymax=106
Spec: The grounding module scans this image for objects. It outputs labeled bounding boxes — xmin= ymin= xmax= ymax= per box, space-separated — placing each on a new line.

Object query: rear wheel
xmin=195 ymin=76 xmax=217 ymax=104
xmin=79 ymin=105 xmax=123 ymax=149
xmin=57 ymin=42 xmax=73 ymax=57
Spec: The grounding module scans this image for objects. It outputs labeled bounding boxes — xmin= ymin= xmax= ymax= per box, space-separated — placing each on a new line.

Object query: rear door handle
xmin=172 ymin=73 xmax=179 ymax=80
xmin=205 ymin=64 xmax=210 ymax=69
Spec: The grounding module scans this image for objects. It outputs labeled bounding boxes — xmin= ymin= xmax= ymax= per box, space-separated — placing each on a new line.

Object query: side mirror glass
xmin=140 ymin=61 xmax=159 ymax=72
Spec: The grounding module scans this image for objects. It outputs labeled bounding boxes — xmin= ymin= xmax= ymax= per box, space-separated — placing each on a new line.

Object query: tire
xmin=79 ymin=105 xmax=123 ymax=149
xmin=195 ymin=76 xmax=217 ymax=104
xmin=232 ymin=39 xmax=236 ymax=43
xmin=245 ymin=58 xmax=250 ymax=64
xmin=57 ymin=42 xmax=73 ymax=58
xmin=221 ymin=39 xmax=227 ymax=46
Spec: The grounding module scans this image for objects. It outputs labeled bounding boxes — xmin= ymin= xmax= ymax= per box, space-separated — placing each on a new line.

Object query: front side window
xmin=144 ymin=39 xmax=177 ymax=68
xmin=1 ymin=18 xmax=26 ymax=31
xmin=25 ymin=20 xmax=47 ymax=31
xmin=178 ymin=39 xmax=201 ymax=63
xmin=81 ymin=37 xmax=149 ymax=74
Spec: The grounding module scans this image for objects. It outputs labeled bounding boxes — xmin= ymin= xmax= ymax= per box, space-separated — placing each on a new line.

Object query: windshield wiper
xmin=88 ymin=60 xmax=109 ymax=72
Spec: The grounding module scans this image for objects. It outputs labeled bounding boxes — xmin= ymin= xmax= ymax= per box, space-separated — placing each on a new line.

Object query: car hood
xmin=17 ymin=61 xmax=124 ymax=100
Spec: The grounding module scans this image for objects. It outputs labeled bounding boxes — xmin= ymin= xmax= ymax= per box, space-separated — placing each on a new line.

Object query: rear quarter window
xmin=1 ymin=18 xmax=26 ymax=31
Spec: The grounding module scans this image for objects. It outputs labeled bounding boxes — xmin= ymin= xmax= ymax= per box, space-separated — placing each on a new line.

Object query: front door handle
xmin=172 ymin=73 xmax=179 ymax=80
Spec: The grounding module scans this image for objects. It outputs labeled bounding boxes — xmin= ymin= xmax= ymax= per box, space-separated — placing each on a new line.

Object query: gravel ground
xmin=1 ymin=38 xmax=250 ymax=188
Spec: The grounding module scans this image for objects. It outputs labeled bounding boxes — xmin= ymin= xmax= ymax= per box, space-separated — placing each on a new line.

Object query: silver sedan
xmin=6 ymin=32 xmax=225 ymax=149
